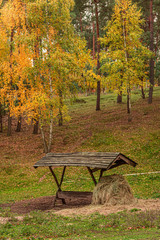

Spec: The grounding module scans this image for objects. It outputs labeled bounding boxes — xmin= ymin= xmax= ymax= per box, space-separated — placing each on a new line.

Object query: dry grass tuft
xmin=92 ymin=174 xmax=135 ymax=206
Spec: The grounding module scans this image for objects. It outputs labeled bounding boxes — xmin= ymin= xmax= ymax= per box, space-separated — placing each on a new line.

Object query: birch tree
xmin=25 ymin=0 xmax=92 ymax=153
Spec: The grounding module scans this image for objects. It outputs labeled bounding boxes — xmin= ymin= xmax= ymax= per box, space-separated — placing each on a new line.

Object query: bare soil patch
xmin=0 ymin=194 xmax=92 ymax=215
xmin=55 ymin=198 xmax=160 ymax=217
xmin=0 ymin=195 xmax=160 ymax=217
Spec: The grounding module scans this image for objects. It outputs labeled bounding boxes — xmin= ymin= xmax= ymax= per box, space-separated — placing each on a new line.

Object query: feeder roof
xmin=34 ymin=152 xmax=137 ymax=170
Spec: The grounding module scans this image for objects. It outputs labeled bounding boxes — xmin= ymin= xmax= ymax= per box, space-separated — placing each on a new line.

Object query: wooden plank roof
xmin=33 ymin=152 xmax=137 ymax=170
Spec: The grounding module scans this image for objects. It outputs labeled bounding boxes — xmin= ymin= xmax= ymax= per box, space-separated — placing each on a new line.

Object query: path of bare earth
xmin=0 ymin=195 xmax=160 ymax=224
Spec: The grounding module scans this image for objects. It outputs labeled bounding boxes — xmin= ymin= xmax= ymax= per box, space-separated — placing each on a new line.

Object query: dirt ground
xmin=0 ymin=194 xmax=160 ymax=219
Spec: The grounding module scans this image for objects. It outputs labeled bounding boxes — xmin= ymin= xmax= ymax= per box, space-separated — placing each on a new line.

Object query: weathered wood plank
xmin=47 ymin=152 xmax=119 ymax=157
xmin=35 ymin=163 xmax=111 ymax=168
xmin=34 ymin=152 xmax=137 ymax=170
xmin=119 ymin=154 xmax=137 ymax=167
xmin=57 ymin=191 xmax=92 ymax=199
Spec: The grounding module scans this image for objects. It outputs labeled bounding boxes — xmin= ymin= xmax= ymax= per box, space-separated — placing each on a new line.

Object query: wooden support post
xmin=87 ymin=167 xmax=97 ymax=186
xmin=99 ymin=169 xmax=104 ymax=181
xmin=58 ymin=166 xmax=66 ymax=205
xmin=49 ymin=166 xmax=66 ymax=206
xmin=49 ymin=166 xmax=61 ymax=190
xmin=59 ymin=166 xmax=66 ymax=189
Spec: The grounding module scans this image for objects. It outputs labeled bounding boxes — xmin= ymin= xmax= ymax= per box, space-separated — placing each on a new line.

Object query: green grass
xmin=0 ymin=209 xmax=160 ymax=239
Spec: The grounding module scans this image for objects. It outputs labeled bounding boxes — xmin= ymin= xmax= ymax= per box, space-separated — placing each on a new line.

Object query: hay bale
xmin=92 ymin=174 xmax=135 ymax=206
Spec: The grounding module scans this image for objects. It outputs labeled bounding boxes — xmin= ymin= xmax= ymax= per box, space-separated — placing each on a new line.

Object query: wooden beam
xmin=92 ymin=168 xmax=101 ymax=172
xmin=50 ymin=166 xmax=67 ymax=206
xmin=99 ymin=169 xmax=104 ymax=181
xmin=59 ymin=166 xmax=66 ymax=188
xmin=49 ymin=166 xmax=61 ymax=190
xmin=87 ymin=167 xmax=97 ymax=186
xmin=57 ymin=191 xmax=92 ymax=199
xmin=107 ymin=161 xmax=126 ymax=170
xmin=119 ymin=154 xmax=137 ymax=167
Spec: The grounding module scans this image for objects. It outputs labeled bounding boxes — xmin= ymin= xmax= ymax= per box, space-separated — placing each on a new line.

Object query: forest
xmin=0 ymin=0 xmax=160 ymax=239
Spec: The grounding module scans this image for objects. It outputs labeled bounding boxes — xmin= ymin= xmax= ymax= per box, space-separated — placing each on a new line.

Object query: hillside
xmin=0 ymin=88 xmax=160 ymax=203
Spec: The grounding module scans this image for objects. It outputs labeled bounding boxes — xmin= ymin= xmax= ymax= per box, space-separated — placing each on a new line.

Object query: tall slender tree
xmin=24 ymin=0 xmax=93 ymax=153
xmin=148 ymin=0 xmax=154 ymax=104
xmin=93 ymin=0 xmax=101 ymax=111
xmin=100 ymin=0 xmax=152 ymax=121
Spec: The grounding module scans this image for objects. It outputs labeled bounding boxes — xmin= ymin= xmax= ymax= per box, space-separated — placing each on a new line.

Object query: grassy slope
xmin=0 ymin=87 xmax=160 ymax=203
xmin=0 ymin=87 xmax=160 ymax=240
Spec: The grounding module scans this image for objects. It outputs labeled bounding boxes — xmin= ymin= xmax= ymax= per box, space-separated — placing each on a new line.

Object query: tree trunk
xmin=94 ymin=0 xmax=101 ymax=111
xmin=16 ymin=115 xmax=22 ymax=132
xmin=79 ymin=14 xmax=83 ymax=33
xmin=7 ymin=28 xmax=14 ymax=136
xmin=40 ymin=125 xmax=48 ymax=154
xmin=127 ymin=90 xmax=131 ymax=114
xmin=32 ymin=36 xmax=40 ymax=135
xmin=117 ymin=80 xmax=123 ymax=103
xmin=7 ymin=113 xmax=12 ymax=136
xmin=58 ymin=90 xmax=63 ymax=126
xmin=96 ymin=80 xmax=101 ymax=110
xmin=0 ymin=103 xmax=3 ymax=132
xmin=92 ymin=6 xmax=95 ymax=59
xmin=141 ymin=86 xmax=145 ymax=99
xmin=33 ymin=120 xmax=39 ymax=134
xmin=140 ymin=77 xmax=145 ymax=99
xmin=127 ymin=88 xmax=132 ymax=122
xmin=154 ymin=9 xmax=159 ymax=56
xmin=148 ymin=0 xmax=154 ymax=104
xmin=122 ymin=10 xmax=132 ymax=121
xmin=10 ymin=28 xmax=14 ymax=84
xmin=117 ymin=93 xmax=122 ymax=103
xmin=48 ymin=117 xmax=53 ymax=153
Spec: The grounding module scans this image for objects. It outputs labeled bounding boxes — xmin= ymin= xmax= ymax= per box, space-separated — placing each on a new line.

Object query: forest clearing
xmin=0 ymin=88 xmax=160 ymax=239
xmin=0 ymin=0 xmax=160 ymax=239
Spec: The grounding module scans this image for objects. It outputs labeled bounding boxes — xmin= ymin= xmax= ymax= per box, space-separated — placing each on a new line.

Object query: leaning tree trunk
xmin=94 ymin=0 xmax=101 ymax=111
xmin=148 ymin=0 xmax=154 ymax=104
